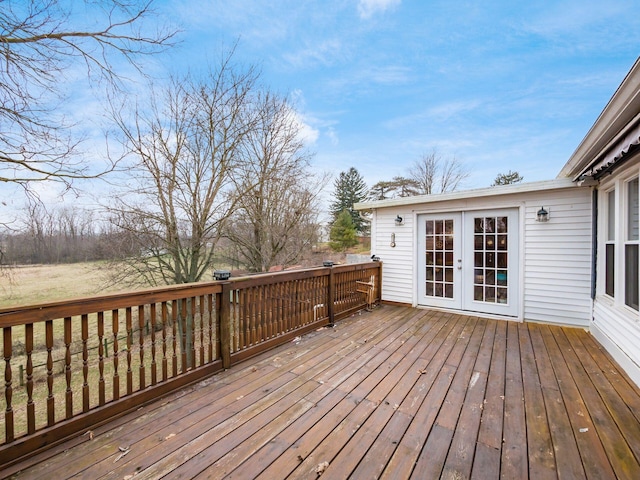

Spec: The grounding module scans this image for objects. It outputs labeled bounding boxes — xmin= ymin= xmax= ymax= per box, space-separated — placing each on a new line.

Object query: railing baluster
xmin=150 ymin=303 xmax=157 ymax=386
xmin=112 ymin=309 xmax=120 ymax=401
xmin=239 ymin=288 xmax=246 ymax=349
xmin=126 ymin=307 xmax=133 ymax=395
xmin=161 ymin=302 xmax=168 ymax=381
xmin=207 ymin=294 xmax=214 ymax=362
xmin=215 ymin=292 xmax=222 ymax=363
xmin=220 ymin=284 xmax=231 ymax=369
xmin=25 ymin=323 xmax=35 ymax=434
xmin=138 ymin=305 xmax=145 ymax=390
xmin=64 ymin=317 xmax=72 ymax=419
xmin=190 ymin=296 xmax=196 ymax=369
xmin=45 ymin=320 xmax=55 ymax=426
xmin=277 ymin=283 xmax=284 ymax=335
xmin=81 ymin=314 xmax=89 ymax=413
xmin=199 ymin=295 xmax=205 ymax=366
xmin=3 ymin=327 xmax=14 ymax=442
xmin=257 ymin=287 xmax=263 ymax=342
xmin=266 ymin=284 xmax=272 ymax=339
xmin=98 ymin=312 xmax=105 ymax=406
xmin=171 ymin=300 xmax=178 ymax=377
xmin=249 ymin=287 xmax=257 ymax=346
xmin=180 ymin=298 xmax=187 ymax=373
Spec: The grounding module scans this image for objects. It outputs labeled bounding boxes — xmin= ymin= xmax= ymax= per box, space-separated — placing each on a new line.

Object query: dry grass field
xmin=0 ymin=262 xmax=120 ymax=309
xmin=0 ymin=262 xmax=214 ymax=438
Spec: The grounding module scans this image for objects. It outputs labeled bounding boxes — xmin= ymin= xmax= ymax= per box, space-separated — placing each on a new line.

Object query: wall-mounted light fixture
xmin=536 ymin=206 xmax=549 ymax=223
xmin=371 ymin=255 xmax=380 ymax=262
xmin=395 ymin=215 xmax=403 ymax=226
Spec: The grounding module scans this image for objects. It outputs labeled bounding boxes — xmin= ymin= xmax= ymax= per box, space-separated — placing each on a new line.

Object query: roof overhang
xmin=558 ymin=57 xmax=640 ymax=181
xmin=354 ymin=178 xmax=576 ymax=210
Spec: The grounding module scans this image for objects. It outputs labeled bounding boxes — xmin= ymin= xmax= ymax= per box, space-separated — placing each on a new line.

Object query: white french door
xmin=418 ymin=209 xmax=519 ymax=317
xmin=417 ymin=214 xmax=462 ymax=309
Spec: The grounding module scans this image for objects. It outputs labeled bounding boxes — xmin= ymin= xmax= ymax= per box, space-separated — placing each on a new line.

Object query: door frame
xmin=415 ymin=207 xmax=522 ymax=319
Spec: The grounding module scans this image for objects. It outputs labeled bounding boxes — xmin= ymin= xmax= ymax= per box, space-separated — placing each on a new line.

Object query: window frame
xmin=598 ymin=165 xmax=640 ymax=315
xmin=624 ymin=177 xmax=639 ymax=310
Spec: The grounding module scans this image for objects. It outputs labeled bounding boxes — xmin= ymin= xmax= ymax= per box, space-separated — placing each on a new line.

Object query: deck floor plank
xmin=551 ymin=326 xmax=640 ymax=480
xmin=5 ymin=306 xmax=640 ymax=480
xmin=519 ymin=324 xmax=557 ymax=479
xmin=540 ymin=324 xmax=617 ymax=479
xmin=418 ymin=317 xmax=485 ymax=477
xmin=528 ymin=323 xmax=586 ymax=480
xmin=500 ymin=321 xmax=528 ymax=479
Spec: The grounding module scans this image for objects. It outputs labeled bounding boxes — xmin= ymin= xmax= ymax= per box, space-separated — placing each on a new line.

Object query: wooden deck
xmin=4 ymin=306 xmax=640 ymax=479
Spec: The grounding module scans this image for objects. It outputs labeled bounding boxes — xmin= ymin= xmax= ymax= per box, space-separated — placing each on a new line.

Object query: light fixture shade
xmin=395 ymin=215 xmax=403 ymax=225
xmin=536 ymin=207 xmax=549 ymax=222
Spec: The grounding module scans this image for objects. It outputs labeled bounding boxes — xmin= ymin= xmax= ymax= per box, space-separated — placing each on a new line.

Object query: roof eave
xmin=354 ymin=178 xmax=577 ymax=210
xmin=558 ymin=57 xmax=640 ymax=180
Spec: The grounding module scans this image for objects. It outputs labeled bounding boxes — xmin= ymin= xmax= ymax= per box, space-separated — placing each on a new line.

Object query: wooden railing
xmin=0 ymin=261 xmax=381 ymax=468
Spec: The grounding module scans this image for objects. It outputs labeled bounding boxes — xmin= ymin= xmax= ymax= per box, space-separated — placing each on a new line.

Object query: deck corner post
xmin=220 ymin=282 xmax=232 ymax=369
xmin=376 ymin=261 xmax=383 ymax=304
xmin=328 ymin=267 xmax=335 ymax=326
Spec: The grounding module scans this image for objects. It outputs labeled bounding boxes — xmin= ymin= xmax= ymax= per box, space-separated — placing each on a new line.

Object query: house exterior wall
xmin=591 ymin=160 xmax=640 ymax=386
xmin=522 ymin=188 xmax=593 ymax=326
xmin=369 ymin=186 xmax=593 ymax=326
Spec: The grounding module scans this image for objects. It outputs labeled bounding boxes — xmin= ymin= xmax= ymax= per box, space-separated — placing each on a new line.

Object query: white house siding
xmin=522 ymin=188 xmax=593 ymax=326
xmin=592 ymin=300 xmax=640 ymax=387
xmin=371 ymin=210 xmax=415 ymax=305
xmin=367 ymin=185 xmax=593 ymax=326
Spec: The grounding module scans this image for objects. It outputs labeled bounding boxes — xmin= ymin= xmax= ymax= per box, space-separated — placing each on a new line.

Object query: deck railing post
xmin=328 ymin=267 xmax=335 ymax=326
xmin=220 ymin=282 xmax=232 ymax=369
xmin=376 ymin=261 xmax=383 ymax=304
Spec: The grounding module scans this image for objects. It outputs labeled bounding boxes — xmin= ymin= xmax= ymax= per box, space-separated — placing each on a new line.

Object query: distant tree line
xmin=0 ymin=205 xmax=135 ymax=265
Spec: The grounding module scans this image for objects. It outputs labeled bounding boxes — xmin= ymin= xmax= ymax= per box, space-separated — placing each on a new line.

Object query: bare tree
xmin=105 ymin=54 xmax=262 ymax=368
xmin=0 ymin=0 xmax=176 ymax=190
xmin=409 ymin=149 xmax=469 ymax=195
xmin=224 ymin=92 xmax=325 ymax=273
xmin=106 ymin=59 xmax=259 ymax=287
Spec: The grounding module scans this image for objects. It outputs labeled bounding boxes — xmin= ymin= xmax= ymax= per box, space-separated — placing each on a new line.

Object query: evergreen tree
xmin=491 ymin=170 xmax=524 ymax=186
xmin=330 ymin=167 xmax=369 ymax=234
xmin=329 ymin=210 xmax=359 ymax=251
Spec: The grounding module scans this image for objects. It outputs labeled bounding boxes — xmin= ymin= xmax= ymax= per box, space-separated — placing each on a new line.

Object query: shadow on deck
xmin=4 ymin=306 xmax=640 ymax=479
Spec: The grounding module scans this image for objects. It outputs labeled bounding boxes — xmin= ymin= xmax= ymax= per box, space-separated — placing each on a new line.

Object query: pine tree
xmin=329 ymin=210 xmax=359 ymax=251
xmin=491 ymin=170 xmax=524 ymax=186
xmin=330 ymin=167 xmax=369 ymax=234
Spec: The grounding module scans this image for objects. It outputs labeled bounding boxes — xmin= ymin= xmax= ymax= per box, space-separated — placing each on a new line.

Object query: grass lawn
xmin=0 ymin=262 xmax=124 ymax=309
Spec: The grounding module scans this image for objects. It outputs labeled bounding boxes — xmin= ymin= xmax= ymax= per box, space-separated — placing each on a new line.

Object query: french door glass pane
xmin=473 ymin=216 xmax=508 ymax=304
xmin=424 ymin=219 xmax=454 ymax=299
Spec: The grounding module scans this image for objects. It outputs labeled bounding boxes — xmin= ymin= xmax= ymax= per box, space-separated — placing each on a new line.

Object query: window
xmin=605 ymin=189 xmax=615 ymax=297
xmin=625 ymin=178 xmax=639 ymax=310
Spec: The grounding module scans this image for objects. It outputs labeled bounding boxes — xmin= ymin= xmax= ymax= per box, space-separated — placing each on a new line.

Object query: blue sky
xmin=2 ymin=0 xmax=639 ymax=215
xmin=158 ymin=0 xmax=639 ymax=191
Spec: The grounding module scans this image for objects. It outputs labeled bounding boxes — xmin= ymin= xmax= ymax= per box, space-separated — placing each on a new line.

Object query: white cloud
xmin=357 ymin=0 xmax=401 ymax=19
xmin=282 ymin=39 xmax=346 ymax=69
xmin=292 ymin=111 xmax=320 ymax=146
